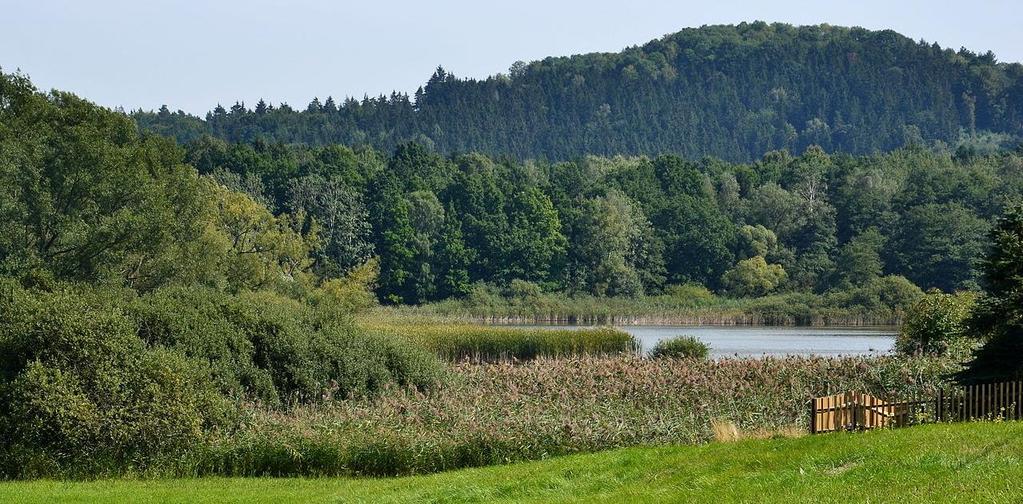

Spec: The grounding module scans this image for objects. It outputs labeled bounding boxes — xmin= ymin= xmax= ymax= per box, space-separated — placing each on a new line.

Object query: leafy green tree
xmin=501 ymin=186 xmax=566 ymax=283
xmin=204 ymin=180 xmax=316 ymax=293
xmin=895 ymin=290 xmax=978 ymax=355
xmin=890 ymin=203 xmax=988 ymax=291
xmin=721 ymin=256 xmax=787 ymax=297
xmin=287 ymin=175 xmax=373 ymax=278
xmin=834 ymin=228 xmax=885 ymax=286
xmin=958 ymin=204 xmax=1023 ymax=383
xmin=736 ymin=224 xmax=780 ymax=260
xmin=367 ymin=177 xmax=416 ymax=304
xmin=0 ymin=72 xmax=212 ymax=290
xmin=567 ymin=190 xmax=665 ymax=296
xmin=656 ymin=195 xmax=736 ymax=289
xmin=433 ymin=208 xmax=473 ymax=299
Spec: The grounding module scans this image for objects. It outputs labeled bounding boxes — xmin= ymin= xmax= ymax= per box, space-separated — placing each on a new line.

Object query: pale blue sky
xmin=2 ymin=0 xmax=1021 ymax=114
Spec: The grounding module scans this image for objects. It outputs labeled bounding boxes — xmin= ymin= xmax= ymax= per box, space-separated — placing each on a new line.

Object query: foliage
xmin=0 ymin=282 xmax=231 ymax=477
xmin=721 ymin=256 xmax=787 ymax=297
xmin=834 ymin=228 xmax=885 ymax=286
xmin=287 ymin=174 xmax=374 ymax=278
xmin=0 ymin=72 xmax=211 ymax=290
xmin=426 ymin=284 xmax=919 ymax=326
xmin=895 ymin=290 xmax=978 ymax=356
xmin=663 ymin=283 xmax=716 ymax=304
xmin=650 ymin=336 xmax=709 ymax=359
xmin=0 ymin=72 xmax=321 ymax=296
xmin=0 ymin=280 xmax=444 ymax=478
xmin=890 ymin=203 xmax=988 ymax=291
xmin=959 ymin=204 xmax=1023 ymax=383
xmin=565 ymin=189 xmax=665 ymax=296
xmin=134 ymin=134 xmax=1023 ymax=304
xmin=137 ymin=23 xmax=1023 ymax=164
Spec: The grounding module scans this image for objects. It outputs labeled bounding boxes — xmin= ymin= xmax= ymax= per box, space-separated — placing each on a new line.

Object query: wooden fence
xmin=810 ymin=380 xmax=1023 ymax=434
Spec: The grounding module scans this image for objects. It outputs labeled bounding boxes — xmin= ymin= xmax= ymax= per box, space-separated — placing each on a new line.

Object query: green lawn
xmin=4 ymin=421 xmax=1022 ymax=503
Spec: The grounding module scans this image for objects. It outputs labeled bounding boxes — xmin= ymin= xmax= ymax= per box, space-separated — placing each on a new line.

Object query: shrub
xmin=309 ymin=258 xmax=380 ymax=317
xmin=507 ymin=279 xmax=543 ymax=300
xmin=650 ymin=336 xmax=709 ymax=359
xmin=0 ymin=280 xmax=445 ymax=477
xmin=896 ymin=290 xmax=978 ymax=356
xmin=0 ymin=284 xmax=230 ymax=477
xmin=824 ymin=275 xmax=923 ymax=318
xmin=721 ymin=256 xmax=787 ymax=297
xmin=131 ymin=287 xmax=443 ymax=405
xmin=663 ymin=283 xmax=716 ymax=306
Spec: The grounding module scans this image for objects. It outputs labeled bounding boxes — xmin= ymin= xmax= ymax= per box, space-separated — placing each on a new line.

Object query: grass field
xmin=4 ymin=421 xmax=1021 ymax=503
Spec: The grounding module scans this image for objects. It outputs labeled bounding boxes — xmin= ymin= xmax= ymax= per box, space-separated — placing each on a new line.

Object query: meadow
xmin=5 ymin=421 xmax=1022 ymax=503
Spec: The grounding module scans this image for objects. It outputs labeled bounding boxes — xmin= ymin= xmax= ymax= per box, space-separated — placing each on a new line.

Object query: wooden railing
xmin=810 ymin=380 xmax=1023 ymax=434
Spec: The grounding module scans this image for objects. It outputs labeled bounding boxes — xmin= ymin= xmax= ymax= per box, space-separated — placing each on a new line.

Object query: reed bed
xmin=359 ymin=317 xmax=639 ymax=361
xmin=404 ymin=291 xmax=908 ymax=326
xmin=193 ymin=354 xmax=956 ymax=477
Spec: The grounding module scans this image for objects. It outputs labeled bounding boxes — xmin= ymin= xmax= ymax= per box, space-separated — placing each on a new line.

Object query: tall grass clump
xmin=650 ymin=336 xmax=709 ymax=359
xmin=412 ymin=277 xmax=921 ymax=326
xmin=361 ymin=316 xmax=638 ymax=361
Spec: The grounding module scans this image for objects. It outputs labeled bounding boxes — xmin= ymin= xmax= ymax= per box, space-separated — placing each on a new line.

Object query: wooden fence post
xmin=937 ymin=388 xmax=944 ymax=422
xmin=809 ymin=398 xmax=816 ymax=434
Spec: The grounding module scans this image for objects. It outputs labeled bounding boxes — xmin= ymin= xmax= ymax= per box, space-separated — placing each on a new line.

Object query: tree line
xmin=135 ymin=22 xmax=1023 ymax=162
xmin=181 ymin=134 xmax=1023 ymax=305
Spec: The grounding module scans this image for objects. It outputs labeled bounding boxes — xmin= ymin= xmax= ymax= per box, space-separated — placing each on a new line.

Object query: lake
xmin=516 ymin=324 xmax=897 ymax=358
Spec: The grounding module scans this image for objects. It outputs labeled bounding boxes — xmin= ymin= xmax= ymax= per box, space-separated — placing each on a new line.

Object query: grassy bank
xmin=5 ymin=421 xmax=1022 ymax=503
xmin=408 ymin=285 xmax=917 ymax=326
xmin=359 ymin=315 xmax=638 ymax=361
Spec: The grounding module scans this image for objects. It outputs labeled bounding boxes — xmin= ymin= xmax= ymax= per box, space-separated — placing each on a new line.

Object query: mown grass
xmin=359 ymin=315 xmax=638 ymax=361
xmin=5 ymin=421 xmax=1022 ymax=503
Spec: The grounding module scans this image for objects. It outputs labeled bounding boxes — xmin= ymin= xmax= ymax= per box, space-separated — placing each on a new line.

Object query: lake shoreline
xmin=450 ymin=314 xmax=903 ymax=327
xmin=486 ymin=323 xmax=898 ymax=358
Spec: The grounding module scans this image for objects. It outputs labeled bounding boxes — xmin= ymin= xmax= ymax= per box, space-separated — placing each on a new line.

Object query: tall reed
xmin=360 ymin=317 xmax=639 ymax=361
xmin=194 ymin=354 xmax=955 ymax=477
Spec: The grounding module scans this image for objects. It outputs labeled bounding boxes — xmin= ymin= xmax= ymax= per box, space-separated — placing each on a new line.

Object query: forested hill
xmin=136 ymin=22 xmax=1023 ymax=161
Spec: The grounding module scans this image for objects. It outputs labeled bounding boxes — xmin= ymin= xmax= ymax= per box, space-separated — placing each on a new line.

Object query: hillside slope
xmin=5 ymin=421 xmax=1023 ymax=503
xmin=136 ymin=22 xmax=1023 ymax=161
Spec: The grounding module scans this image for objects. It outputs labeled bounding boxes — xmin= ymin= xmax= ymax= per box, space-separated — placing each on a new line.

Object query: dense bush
xmin=721 ymin=256 xmax=787 ymax=297
xmin=650 ymin=336 xmax=710 ymax=359
xmin=0 ymin=282 xmax=231 ymax=477
xmin=895 ymin=290 xmax=978 ymax=356
xmin=131 ymin=287 xmax=442 ymax=405
xmin=0 ymin=280 xmax=444 ymax=478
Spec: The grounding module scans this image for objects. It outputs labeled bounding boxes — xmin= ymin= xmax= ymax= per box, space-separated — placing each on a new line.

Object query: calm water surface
xmin=519 ymin=325 xmax=896 ymax=358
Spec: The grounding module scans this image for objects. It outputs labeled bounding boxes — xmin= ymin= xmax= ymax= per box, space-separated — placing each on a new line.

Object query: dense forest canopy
xmin=6 ymin=64 xmax=1023 ymax=308
xmin=183 ymin=134 xmax=1023 ymax=305
xmin=136 ymin=22 xmax=1023 ymax=162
